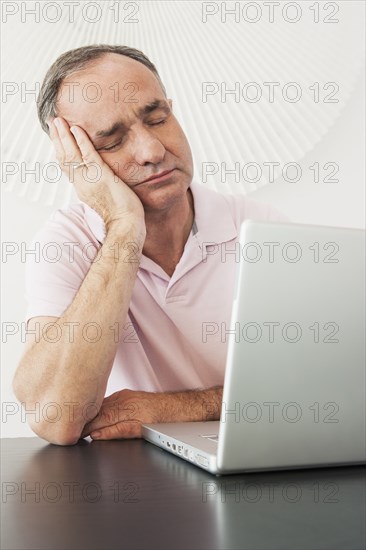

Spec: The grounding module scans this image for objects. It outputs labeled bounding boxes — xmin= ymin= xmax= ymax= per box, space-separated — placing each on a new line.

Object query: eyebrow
xmin=92 ymin=99 xmax=170 ymax=142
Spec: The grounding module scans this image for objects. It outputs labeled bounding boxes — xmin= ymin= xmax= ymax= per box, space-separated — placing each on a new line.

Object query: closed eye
xmin=98 ymin=117 xmax=168 ymax=151
xmin=99 ymin=140 xmax=122 ymax=152
xmin=147 ymin=118 xmax=167 ymax=126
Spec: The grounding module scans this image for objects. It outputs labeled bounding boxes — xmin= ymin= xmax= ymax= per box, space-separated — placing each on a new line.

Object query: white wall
xmin=1 ymin=1 xmax=365 ymax=437
xmin=251 ymin=70 xmax=365 ymax=227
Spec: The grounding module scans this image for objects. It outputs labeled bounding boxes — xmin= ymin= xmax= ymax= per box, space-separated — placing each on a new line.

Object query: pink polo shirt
xmin=25 ymin=182 xmax=289 ymax=395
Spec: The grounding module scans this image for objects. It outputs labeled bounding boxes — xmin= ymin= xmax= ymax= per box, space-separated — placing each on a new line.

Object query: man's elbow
xmin=12 ymin=368 xmax=85 ymax=446
xmin=29 ymin=419 xmax=84 ymax=446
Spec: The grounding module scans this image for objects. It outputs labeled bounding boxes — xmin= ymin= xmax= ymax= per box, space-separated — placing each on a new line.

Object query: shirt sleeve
xmin=25 ymin=204 xmax=101 ymax=323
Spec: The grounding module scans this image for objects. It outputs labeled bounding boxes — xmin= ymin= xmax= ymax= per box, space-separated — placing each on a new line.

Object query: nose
xmin=130 ymin=126 xmax=166 ymax=166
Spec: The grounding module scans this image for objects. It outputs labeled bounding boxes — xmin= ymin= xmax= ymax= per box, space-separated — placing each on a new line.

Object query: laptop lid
xmin=216 ymin=221 xmax=366 ymax=472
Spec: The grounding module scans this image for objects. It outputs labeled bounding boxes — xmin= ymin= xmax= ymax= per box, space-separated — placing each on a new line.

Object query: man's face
xmin=56 ymin=53 xmax=194 ymax=211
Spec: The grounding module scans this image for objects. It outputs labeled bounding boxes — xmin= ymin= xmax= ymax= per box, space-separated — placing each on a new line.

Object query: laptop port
xmin=196 ymin=454 xmax=209 ymax=467
xmin=172 ymin=443 xmax=176 ymax=451
xmin=184 ymin=449 xmax=189 ymax=458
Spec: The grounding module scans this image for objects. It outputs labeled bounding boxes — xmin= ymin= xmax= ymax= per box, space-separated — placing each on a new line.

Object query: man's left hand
xmin=81 ymin=387 xmax=222 ymax=441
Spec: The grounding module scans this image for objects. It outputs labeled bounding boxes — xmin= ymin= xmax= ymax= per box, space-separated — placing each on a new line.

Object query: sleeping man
xmin=13 ymin=45 xmax=287 ymax=444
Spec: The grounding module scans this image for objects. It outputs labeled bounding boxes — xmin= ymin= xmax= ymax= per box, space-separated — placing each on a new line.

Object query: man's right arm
xmin=13 ymin=219 xmax=145 ymax=445
xmin=13 ymin=118 xmax=146 ymax=445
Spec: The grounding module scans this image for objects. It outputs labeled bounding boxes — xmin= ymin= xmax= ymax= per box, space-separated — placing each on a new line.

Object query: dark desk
xmin=1 ymin=438 xmax=365 ymax=550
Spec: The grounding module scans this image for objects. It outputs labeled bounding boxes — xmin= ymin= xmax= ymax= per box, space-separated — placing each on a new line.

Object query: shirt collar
xmin=189 ymin=181 xmax=238 ymax=250
xmin=82 ymin=181 xmax=239 ymax=263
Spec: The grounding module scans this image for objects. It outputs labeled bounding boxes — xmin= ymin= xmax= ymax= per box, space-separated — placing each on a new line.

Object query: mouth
xmin=138 ymin=169 xmax=176 ymax=185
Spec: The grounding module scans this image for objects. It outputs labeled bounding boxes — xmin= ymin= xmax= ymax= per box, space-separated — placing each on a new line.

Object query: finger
xmin=54 ymin=117 xmax=83 ymax=167
xmin=82 ymin=415 xmax=109 ymax=437
xmin=83 ymin=400 xmax=141 ymax=436
xmin=82 ymin=404 xmax=120 ymax=434
xmin=90 ymin=421 xmax=142 ymax=440
xmin=83 ymin=403 xmax=136 ymax=434
xmin=48 ymin=119 xmax=66 ymax=162
xmin=69 ymin=125 xmax=107 ymax=169
xmin=82 ymin=415 xmax=103 ymax=436
xmin=81 ymin=416 xmax=105 ymax=438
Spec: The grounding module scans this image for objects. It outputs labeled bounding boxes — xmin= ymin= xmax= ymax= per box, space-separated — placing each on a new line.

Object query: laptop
xmin=142 ymin=221 xmax=366 ymax=474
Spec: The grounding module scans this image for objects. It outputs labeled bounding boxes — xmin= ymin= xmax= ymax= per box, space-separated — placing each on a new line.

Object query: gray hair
xmin=37 ymin=44 xmax=166 ymax=134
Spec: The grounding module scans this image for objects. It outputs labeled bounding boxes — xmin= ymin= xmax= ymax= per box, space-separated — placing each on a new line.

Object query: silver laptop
xmin=142 ymin=221 xmax=366 ymax=474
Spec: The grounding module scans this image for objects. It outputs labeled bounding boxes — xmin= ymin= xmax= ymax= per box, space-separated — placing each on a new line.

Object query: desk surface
xmin=1 ymin=437 xmax=365 ymax=550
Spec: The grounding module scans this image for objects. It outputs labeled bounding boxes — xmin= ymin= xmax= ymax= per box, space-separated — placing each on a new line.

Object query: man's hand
xmin=81 ymin=387 xmax=223 ymax=440
xmin=49 ymin=117 xmax=145 ymax=232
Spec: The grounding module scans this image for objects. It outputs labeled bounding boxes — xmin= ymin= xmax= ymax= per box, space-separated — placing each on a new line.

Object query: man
xmin=13 ymin=45 xmax=288 ymax=445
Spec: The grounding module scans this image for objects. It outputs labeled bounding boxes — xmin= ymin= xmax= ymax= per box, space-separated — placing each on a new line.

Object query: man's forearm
xmin=159 ymin=386 xmax=223 ymax=423
xmin=13 ymin=219 xmax=145 ymax=445
xmin=82 ymin=386 xmax=224 ymax=440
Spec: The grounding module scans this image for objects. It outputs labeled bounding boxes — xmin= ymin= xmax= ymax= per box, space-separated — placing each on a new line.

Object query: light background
xmin=1 ymin=0 xmax=365 ymax=437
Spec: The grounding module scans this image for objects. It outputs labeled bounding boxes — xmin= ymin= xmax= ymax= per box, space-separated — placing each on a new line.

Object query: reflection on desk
xmin=1 ymin=438 xmax=365 ymax=550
